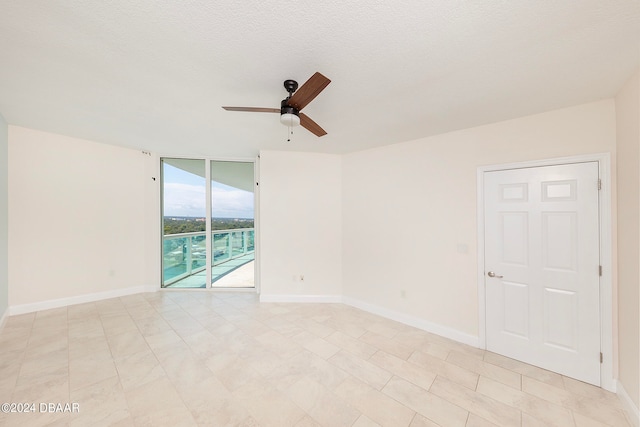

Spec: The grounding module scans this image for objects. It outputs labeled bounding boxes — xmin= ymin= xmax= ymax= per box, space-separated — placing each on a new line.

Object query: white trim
xmin=617 ymin=380 xmax=640 ymax=427
xmin=9 ymin=285 xmax=158 ymax=315
xmin=477 ymin=152 xmax=614 ymax=391
xmin=342 ymin=296 xmax=480 ymax=347
xmin=259 ymin=294 xmax=342 ymax=303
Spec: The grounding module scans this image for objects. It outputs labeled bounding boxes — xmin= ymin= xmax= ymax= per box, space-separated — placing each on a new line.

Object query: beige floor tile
xmin=335 ymin=376 xmax=415 ymax=427
xmin=68 ymin=335 xmax=109 ymax=360
xmin=303 ymin=337 xmax=341 ymax=360
xmin=0 ymin=330 xmax=30 ymax=354
xmin=484 ymin=352 xmax=565 ymax=388
xmin=562 ymin=375 xmax=622 ymax=406
xmin=124 ymin=376 xmax=197 ymax=427
xmin=476 ymin=376 xmax=573 ymax=426
xmin=409 ymin=413 xmax=442 ymax=427
xmin=323 ymin=317 xmax=368 ymax=339
xmin=295 ymin=415 xmax=324 ymax=427
xmin=189 ymin=397 xmax=253 ymax=426
xmin=181 ymin=329 xmax=225 ymax=358
xmin=255 ymin=330 xmax=305 ymax=359
xmin=287 ymin=376 xmax=360 ymax=427
xmin=447 ymin=350 xmax=521 ymax=389
xmin=429 ymin=376 xmax=521 ymax=427
xmin=369 ymin=350 xmax=437 ymax=390
xmin=239 ymin=344 xmax=288 ymax=377
xmin=263 ymin=350 xmax=317 ymax=390
xmin=291 ymin=330 xmax=321 ymax=346
xmin=143 ymin=328 xmax=184 ymax=351
xmin=214 ymin=356 xmax=264 ymax=392
xmin=466 ymin=413 xmax=500 ymax=426
xmin=100 ymin=314 xmax=139 ymax=337
xmin=177 ymin=373 xmax=249 ymax=426
xmin=352 ymin=414 xmax=382 ymax=427
xmin=364 ymin=318 xmax=406 ymax=339
xmin=262 ymin=317 xmax=306 ymax=338
xmin=359 ymin=331 xmax=415 ymax=360
xmin=303 ymin=353 xmax=352 ymax=391
xmin=67 ymin=318 xmax=104 ymax=340
xmin=326 ymin=331 xmax=378 ymax=360
xmin=522 ymin=376 xmax=630 ymax=426
xmin=2 ymin=411 xmax=70 ymax=427
xmin=114 ymin=348 xmax=166 ymax=391
xmin=328 ymin=350 xmax=392 ymax=390
xmin=69 ymin=353 xmax=118 ymax=391
xmin=296 ymin=318 xmax=336 ymax=338
xmin=24 ymin=332 xmax=69 ymax=360
xmin=4 ymin=312 xmax=35 ymax=328
xmin=12 ymin=369 xmax=69 ymax=403
xmin=0 ymin=292 xmax=629 ymax=427
xmin=521 ymin=412 xmax=553 ymax=427
xmin=408 ymin=349 xmax=479 ymax=390
xmin=239 ymin=388 xmax=307 ymax=427
xmin=13 ymin=358 xmax=69 ymax=396
xmin=382 ymin=376 xmax=468 ymax=427
xmin=571 ymin=411 xmax=614 ymax=426
xmin=107 ymin=330 xmax=151 ymax=358
xmin=69 ymin=375 xmax=130 ymax=427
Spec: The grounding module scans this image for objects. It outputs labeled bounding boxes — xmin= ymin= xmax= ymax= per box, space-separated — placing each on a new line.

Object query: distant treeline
xmin=164 ymin=217 xmax=254 ymax=235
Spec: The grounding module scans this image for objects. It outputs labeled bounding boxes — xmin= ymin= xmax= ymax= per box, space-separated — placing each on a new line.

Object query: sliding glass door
xmin=161 ymin=158 xmax=255 ymax=289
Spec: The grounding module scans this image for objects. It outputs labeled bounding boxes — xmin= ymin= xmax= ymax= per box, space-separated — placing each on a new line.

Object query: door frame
xmin=476 ymin=153 xmax=614 ymax=391
xmin=158 ymin=154 xmax=260 ymax=292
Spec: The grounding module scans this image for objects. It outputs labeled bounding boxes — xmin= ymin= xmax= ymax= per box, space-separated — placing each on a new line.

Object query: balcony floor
xmin=166 ymin=253 xmax=255 ymax=288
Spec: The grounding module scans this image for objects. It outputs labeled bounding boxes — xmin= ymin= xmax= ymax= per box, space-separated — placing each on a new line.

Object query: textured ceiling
xmin=0 ymin=1 xmax=638 ymax=157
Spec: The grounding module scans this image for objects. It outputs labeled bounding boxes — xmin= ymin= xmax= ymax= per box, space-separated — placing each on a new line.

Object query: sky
xmin=162 ymin=163 xmax=254 ymax=218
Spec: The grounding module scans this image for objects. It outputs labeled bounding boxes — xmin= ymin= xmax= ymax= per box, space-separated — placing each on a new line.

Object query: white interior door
xmin=484 ymin=162 xmax=601 ymax=385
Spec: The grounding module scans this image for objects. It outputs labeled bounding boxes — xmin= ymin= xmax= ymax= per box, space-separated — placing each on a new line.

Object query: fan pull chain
xmin=287 ymin=124 xmax=294 ymax=142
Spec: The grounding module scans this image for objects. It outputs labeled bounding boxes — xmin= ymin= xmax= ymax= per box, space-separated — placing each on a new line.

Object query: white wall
xmin=342 ymin=100 xmax=617 ymax=337
xmin=0 ymin=114 xmax=8 ymax=322
xmin=258 ymin=151 xmax=342 ymax=299
xmin=615 ymin=70 xmax=640 ymax=411
xmin=8 ymin=126 xmax=159 ymax=309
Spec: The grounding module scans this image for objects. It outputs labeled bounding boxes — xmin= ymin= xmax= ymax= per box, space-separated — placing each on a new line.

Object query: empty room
xmin=0 ymin=1 xmax=639 ymax=426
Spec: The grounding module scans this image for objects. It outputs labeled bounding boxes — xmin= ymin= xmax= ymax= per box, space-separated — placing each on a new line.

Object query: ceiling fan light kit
xmin=222 ymin=72 xmax=331 ymax=137
xmin=279 ymin=99 xmax=300 ymax=127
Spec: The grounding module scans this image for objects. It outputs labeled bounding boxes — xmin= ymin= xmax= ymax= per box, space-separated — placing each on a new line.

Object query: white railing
xmin=162 ymin=228 xmax=255 ymax=286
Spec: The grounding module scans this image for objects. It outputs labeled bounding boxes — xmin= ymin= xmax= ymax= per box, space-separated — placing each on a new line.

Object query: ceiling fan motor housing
xmin=280 ymin=99 xmax=299 ymax=117
xmin=280 ymin=99 xmax=300 ymax=126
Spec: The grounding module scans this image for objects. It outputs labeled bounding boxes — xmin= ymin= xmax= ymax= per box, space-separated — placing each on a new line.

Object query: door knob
xmin=487 ymin=271 xmax=503 ymax=278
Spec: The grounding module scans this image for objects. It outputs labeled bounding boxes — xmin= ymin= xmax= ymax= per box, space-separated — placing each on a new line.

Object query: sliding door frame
xmin=159 ymin=154 xmax=259 ymax=291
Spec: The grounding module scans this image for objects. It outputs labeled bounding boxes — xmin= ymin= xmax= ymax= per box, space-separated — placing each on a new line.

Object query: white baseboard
xmin=9 ymin=285 xmax=158 ymax=315
xmin=342 ymin=296 xmax=480 ymax=348
xmin=618 ymin=380 xmax=640 ymax=427
xmin=259 ymin=294 xmax=342 ymax=303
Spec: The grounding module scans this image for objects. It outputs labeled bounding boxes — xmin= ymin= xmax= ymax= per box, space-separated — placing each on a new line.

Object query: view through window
xmin=161 ymin=158 xmax=255 ymax=288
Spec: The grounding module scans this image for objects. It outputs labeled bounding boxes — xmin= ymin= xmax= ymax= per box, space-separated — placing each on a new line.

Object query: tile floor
xmin=0 ymin=292 xmax=631 ymax=427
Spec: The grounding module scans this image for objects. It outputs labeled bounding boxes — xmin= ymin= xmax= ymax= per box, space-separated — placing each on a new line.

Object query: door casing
xmin=477 ymin=153 xmax=614 ymax=391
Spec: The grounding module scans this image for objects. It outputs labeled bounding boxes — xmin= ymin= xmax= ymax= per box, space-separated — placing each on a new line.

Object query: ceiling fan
xmin=222 ymin=72 xmax=331 ymax=137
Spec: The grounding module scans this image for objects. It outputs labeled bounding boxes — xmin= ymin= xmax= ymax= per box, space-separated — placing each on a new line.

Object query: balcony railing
xmin=162 ymin=228 xmax=255 ymax=286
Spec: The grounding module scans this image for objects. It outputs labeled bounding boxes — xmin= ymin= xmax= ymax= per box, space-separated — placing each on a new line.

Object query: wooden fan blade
xmin=222 ymin=107 xmax=280 ymax=113
xmin=300 ymin=112 xmax=327 ymax=137
xmin=286 ymin=72 xmax=331 ymax=110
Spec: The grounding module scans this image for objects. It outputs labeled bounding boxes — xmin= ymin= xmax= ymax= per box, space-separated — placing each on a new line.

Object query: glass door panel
xmin=210 ymin=160 xmax=255 ymax=288
xmin=161 ymin=158 xmax=207 ymax=288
